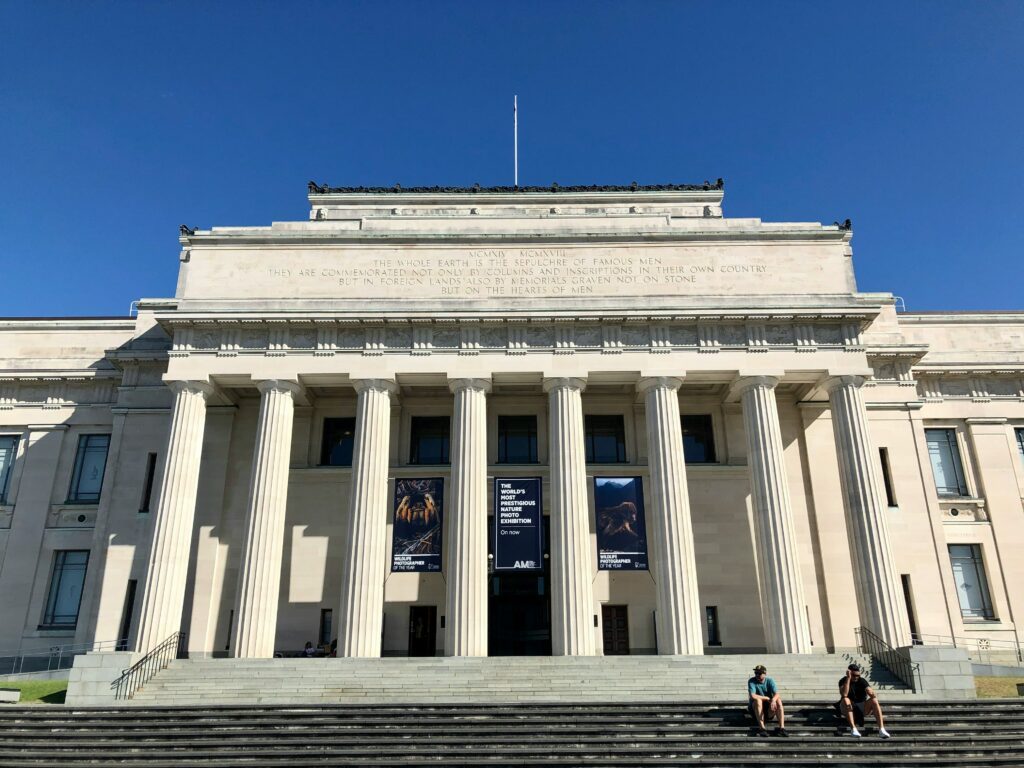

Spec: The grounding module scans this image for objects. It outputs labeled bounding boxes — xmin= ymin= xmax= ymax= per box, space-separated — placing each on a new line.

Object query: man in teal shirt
xmin=748 ymin=664 xmax=788 ymax=736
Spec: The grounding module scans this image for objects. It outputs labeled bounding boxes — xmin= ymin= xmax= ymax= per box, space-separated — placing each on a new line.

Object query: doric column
xmin=735 ymin=376 xmax=812 ymax=653
xmin=232 ymin=379 xmax=300 ymax=658
xmin=136 ymin=380 xmax=213 ymax=654
xmin=638 ymin=377 xmax=704 ymax=655
xmin=337 ymin=379 xmax=397 ymax=657
xmin=445 ymin=378 xmax=490 ymax=656
xmin=544 ymin=377 xmax=596 ymax=656
xmin=825 ymin=375 xmax=909 ymax=647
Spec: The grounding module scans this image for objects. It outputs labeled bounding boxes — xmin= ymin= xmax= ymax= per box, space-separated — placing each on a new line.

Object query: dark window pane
xmin=321 ymin=418 xmax=357 ymax=466
xmin=681 ymin=415 xmax=716 ymax=464
xmin=68 ymin=434 xmax=110 ymax=503
xmin=948 ymin=544 xmax=994 ymax=620
xmin=42 ymin=550 xmax=89 ymax=627
xmin=925 ymin=428 xmax=968 ymax=497
xmin=0 ymin=435 xmax=17 ymax=503
xmin=585 ymin=415 xmax=627 ymax=463
xmin=410 ymin=416 xmax=450 ymax=465
xmin=497 ymin=415 xmax=538 ymax=464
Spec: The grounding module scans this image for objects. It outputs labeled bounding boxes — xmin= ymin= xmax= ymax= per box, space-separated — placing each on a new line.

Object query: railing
xmin=855 ymin=626 xmax=920 ymax=692
xmin=910 ymin=631 xmax=1023 ymax=667
xmin=110 ymin=632 xmax=185 ymax=701
xmin=0 ymin=639 xmax=127 ymax=677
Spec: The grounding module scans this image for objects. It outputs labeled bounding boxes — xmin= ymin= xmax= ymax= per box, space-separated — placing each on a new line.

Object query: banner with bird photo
xmin=391 ymin=478 xmax=444 ymax=572
xmin=594 ymin=477 xmax=648 ymax=570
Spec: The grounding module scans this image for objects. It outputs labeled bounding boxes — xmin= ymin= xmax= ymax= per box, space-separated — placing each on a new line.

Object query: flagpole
xmin=514 ymin=95 xmax=518 ymax=188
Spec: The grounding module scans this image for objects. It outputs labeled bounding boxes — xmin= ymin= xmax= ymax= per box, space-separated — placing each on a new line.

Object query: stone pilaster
xmin=445 ymin=378 xmax=491 ymax=656
xmin=638 ymin=377 xmax=704 ymax=655
xmin=543 ymin=377 xmax=596 ymax=656
xmin=337 ymin=379 xmax=397 ymax=657
xmin=136 ymin=380 xmax=213 ymax=654
xmin=232 ymin=380 xmax=300 ymax=658
xmin=735 ymin=376 xmax=812 ymax=653
xmin=825 ymin=375 xmax=908 ymax=647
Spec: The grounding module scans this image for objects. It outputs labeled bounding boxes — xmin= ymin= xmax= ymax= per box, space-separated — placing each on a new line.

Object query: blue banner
xmin=594 ymin=477 xmax=648 ymax=570
xmin=493 ymin=477 xmax=543 ymax=570
xmin=391 ymin=478 xmax=444 ymax=572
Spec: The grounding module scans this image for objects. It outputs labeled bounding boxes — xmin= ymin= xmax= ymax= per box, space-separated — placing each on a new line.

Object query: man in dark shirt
xmin=839 ymin=663 xmax=890 ymax=738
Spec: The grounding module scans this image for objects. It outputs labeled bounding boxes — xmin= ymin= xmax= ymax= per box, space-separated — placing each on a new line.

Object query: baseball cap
xmin=753 ymin=664 xmax=767 ymax=674
xmin=847 ymin=663 xmax=862 ymax=673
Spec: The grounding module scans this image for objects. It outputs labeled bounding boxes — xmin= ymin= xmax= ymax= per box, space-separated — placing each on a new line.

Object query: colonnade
xmin=134 ymin=373 xmax=908 ymax=658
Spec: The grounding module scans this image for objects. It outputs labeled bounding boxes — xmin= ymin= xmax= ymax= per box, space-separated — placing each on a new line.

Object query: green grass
xmin=975 ymin=676 xmax=1024 ymax=699
xmin=0 ymin=680 xmax=68 ymax=704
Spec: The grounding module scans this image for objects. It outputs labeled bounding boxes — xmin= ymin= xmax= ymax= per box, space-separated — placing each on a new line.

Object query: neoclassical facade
xmin=1 ymin=184 xmax=1022 ymax=660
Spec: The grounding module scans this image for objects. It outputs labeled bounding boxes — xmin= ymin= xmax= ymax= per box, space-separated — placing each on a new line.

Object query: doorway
xmin=408 ymin=605 xmax=437 ymax=656
xmin=488 ymin=516 xmax=552 ymax=655
xmin=602 ymin=605 xmax=630 ymax=655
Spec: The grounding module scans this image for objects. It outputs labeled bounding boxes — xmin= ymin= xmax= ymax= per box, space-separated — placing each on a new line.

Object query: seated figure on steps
xmin=748 ymin=664 xmax=788 ymax=737
xmin=838 ymin=663 xmax=891 ymax=739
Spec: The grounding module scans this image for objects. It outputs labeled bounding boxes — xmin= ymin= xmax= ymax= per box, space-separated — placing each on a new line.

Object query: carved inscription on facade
xmin=263 ymin=248 xmax=771 ymax=298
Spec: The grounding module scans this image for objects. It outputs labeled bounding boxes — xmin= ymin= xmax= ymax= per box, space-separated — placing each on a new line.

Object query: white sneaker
xmin=849 ymin=728 xmax=862 ymax=738
xmin=879 ymin=728 xmax=891 ymax=739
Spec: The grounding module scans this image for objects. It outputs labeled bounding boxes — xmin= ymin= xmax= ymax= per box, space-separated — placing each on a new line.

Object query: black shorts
xmin=749 ymin=700 xmax=776 ymax=722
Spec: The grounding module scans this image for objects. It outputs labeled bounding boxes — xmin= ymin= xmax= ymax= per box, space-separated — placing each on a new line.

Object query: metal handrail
xmin=110 ymin=632 xmax=185 ymax=701
xmin=0 ymin=638 xmax=128 ymax=677
xmin=910 ymin=631 xmax=1023 ymax=666
xmin=855 ymin=626 xmax=920 ymax=692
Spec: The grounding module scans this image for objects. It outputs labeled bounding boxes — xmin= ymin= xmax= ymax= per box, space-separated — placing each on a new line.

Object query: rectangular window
xmin=41 ymin=550 xmax=89 ymax=628
xmin=925 ymin=428 xmax=969 ymax=497
xmin=118 ymin=579 xmax=138 ymax=650
xmin=409 ymin=416 xmax=450 ymax=465
xmin=497 ymin=415 xmax=538 ymax=464
xmin=67 ymin=434 xmax=110 ymax=503
xmin=879 ymin=447 xmax=897 ymax=507
xmin=682 ymin=415 xmax=717 ymax=464
xmin=584 ymin=415 xmax=627 ymax=463
xmin=705 ymin=605 xmax=721 ymax=646
xmin=1016 ymin=428 xmax=1024 ymax=466
xmin=901 ymin=574 xmax=921 ymax=644
xmin=319 ymin=608 xmax=333 ymax=648
xmin=948 ymin=544 xmax=995 ymax=621
xmin=320 ymin=417 xmax=356 ymax=466
xmin=139 ymin=453 xmax=158 ymax=513
xmin=0 ymin=435 xmax=17 ymax=503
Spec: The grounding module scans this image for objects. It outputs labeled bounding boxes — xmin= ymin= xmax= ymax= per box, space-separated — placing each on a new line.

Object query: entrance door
xmin=488 ymin=516 xmax=552 ymax=655
xmin=408 ymin=606 xmax=437 ymax=656
xmin=602 ymin=605 xmax=630 ymax=655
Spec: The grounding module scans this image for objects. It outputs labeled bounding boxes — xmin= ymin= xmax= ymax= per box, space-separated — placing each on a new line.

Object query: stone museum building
xmin=1 ymin=182 xmax=1023 ymax=663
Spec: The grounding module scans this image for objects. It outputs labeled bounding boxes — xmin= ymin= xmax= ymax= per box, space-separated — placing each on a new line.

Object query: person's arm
xmin=749 ymin=681 xmax=767 ymax=702
xmin=839 ymin=672 xmax=852 ymax=698
xmin=866 ymin=685 xmax=876 ymax=700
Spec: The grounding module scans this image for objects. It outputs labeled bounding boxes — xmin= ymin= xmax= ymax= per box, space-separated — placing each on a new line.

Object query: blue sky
xmin=2 ymin=1 xmax=1022 ymax=316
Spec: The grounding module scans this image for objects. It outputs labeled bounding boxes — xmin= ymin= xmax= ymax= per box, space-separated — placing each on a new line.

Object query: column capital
xmin=448 ymin=377 xmax=492 ymax=394
xmin=167 ymin=379 xmax=215 ymax=399
xmin=822 ymin=374 xmax=868 ymax=393
xmin=351 ymin=378 xmax=399 ymax=396
xmin=729 ymin=375 xmax=781 ymax=399
xmin=637 ymin=376 xmax=684 ymax=395
xmin=542 ymin=376 xmax=587 ymax=394
xmin=254 ymin=379 xmax=302 ymax=398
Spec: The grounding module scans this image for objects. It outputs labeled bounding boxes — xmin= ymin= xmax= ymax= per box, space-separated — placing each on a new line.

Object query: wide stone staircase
xmin=130 ymin=654 xmax=913 ymax=705
xmin=2 ymin=700 xmax=1023 ymax=766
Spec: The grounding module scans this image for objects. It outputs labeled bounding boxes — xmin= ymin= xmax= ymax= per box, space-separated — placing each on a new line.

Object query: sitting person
xmin=303 ymin=641 xmax=316 ymax=658
xmin=838 ymin=663 xmax=890 ymax=738
xmin=747 ymin=664 xmax=788 ymax=737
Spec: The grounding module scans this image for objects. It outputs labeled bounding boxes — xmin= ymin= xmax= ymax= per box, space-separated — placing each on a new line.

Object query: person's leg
xmin=841 ymin=698 xmax=858 ymax=729
xmin=775 ymin=698 xmax=786 ymax=730
xmin=749 ymin=701 xmax=766 ymax=732
xmin=866 ymin=698 xmax=886 ymax=729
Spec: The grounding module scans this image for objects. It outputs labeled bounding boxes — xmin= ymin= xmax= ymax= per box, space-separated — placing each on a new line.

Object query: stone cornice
xmin=155 ymin=314 xmax=876 ymax=359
